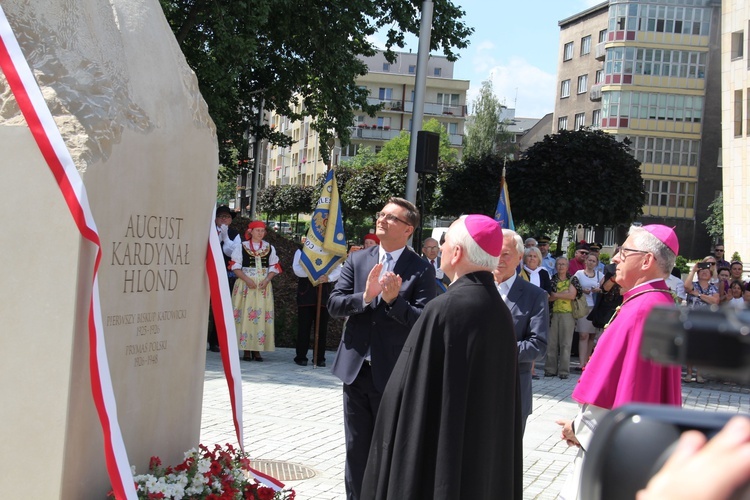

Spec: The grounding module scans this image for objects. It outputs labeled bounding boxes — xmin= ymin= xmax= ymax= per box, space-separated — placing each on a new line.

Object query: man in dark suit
xmin=328 ymin=197 xmax=436 ymax=500
xmin=208 ymin=205 xmax=240 ymax=352
xmin=422 ymin=236 xmax=450 ymax=294
xmin=493 ymin=228 xmax=549 ymax=435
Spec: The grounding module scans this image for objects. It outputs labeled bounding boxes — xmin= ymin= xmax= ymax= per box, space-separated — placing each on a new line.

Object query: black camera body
xmin=579 ymin=305 xmax=750 ymax=500
xmin=580 ymin=404 xmax=738 ymax=500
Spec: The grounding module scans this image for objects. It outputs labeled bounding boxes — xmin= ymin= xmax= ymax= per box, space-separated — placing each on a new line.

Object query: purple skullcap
xmin=464 ymin=215 xmax=503 ymax=257
xmin=642 ymin=224 xmax=679 ymax=255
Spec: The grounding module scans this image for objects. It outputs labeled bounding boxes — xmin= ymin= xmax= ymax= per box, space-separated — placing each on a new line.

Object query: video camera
xmin=580 ymin=305 xmax=750 ymax=500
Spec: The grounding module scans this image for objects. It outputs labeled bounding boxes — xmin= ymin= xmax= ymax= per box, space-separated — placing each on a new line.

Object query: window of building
xmin=599 ymin=29 xmax=607 ymax=43
xmin=644 ymin=179 xmax=696 ymax=209
xmin=578 ymin=74 xmax=588 ymax=94
xmin=731 ymin=31 xmax=745 ymax=60
xmin=561 ymin=79 xmax=571 ymax=98
xmin=574 ymin=113 xmax=586 ymax=130
xmin=746 ymin=88 xmax=750 ymax=136
xmin=595 ymin=69 xmax=604 ymax=84
xmin=735 ymin=89 xmax=743 ymax=137
xmin=408 ymin=65 xmax=416 ymax=74
xmin=342 ymin=143 xmax=359 ymax=157
xmin=382 ymin=62 xmax=390 ymax=71
xmin=625 ymin=2 xmax=711 ymax=36
xmin=437 ymin=93 xmax=460 ymax=106
xmin=558 ymin=116 xmax=568 ymax=131
xmin=581 ymin=35 xmax=591 ymax=56
xmin=632 ymin=136 xmax=701 ymax=167
xmin=447 ymin=122 xmax=458 ymax=135
xmin=592 ymin=109 xmax=601 ymax=127
xmin=563 ymin=42 xmax=574 ymax=61
xmin=434 ymin=67 xmax=442 ymax=77
xmin=378 ymin=87 xmax=393 ymax=101
xmin=603 ymin=91 xmax=703 ymax=125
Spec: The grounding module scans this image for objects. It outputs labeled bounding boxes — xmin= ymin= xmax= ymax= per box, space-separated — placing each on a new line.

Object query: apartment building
xmin=264 ymin=51 xmax=470 ymax=188
xmin=555 ymin=0 xmax=722 ymax=258
xmin=721 ymin=0 xmax=750 ymax=261
xmin=554 ymin=3 xmax=609 ymax=134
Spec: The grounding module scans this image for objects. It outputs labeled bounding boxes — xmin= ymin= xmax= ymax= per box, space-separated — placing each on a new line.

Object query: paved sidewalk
xmin=200 ymin=348 xmax=749 ymax=499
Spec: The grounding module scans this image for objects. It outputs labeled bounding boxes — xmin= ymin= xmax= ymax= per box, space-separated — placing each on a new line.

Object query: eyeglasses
xmin=423 ymin=245 xmax=438 ymax=251
xmin=376 ymin=211 xmax=412 ymax=226
xmin=618 ymin=247 xmax=650 ymax=259
xmin=576 ymin=250 xmax=589 ymax=255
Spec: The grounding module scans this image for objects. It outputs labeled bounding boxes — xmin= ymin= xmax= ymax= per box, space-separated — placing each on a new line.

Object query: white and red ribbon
xmin=0 ymin=6 xmax=136 ymax=499
xmin=206 ymin=217 xmax=285 ymax=491
xmin=205 ymin=215 xmax=245 ymax=446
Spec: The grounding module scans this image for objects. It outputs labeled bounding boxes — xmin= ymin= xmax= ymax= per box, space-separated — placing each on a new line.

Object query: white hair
xmin=503 ymin=229 xmax=524 ymax=255
xmin=449 ymin=216 xmax=500 ymax=270
xmin=524 ymin=246 xmax=543 ymax=263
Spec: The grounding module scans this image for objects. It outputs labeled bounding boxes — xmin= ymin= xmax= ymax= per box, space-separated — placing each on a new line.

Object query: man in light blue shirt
xmin=539 ymin=236 xmax=556 ymax=276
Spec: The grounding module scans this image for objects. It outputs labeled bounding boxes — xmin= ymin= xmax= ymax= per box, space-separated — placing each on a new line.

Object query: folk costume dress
xmin=230 ymin=240 xmax=281 ymax=352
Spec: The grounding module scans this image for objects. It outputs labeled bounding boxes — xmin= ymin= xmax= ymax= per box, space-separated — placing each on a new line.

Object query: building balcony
xmin=351 ymin=126 xmax=401 ymax=140
xmin=447 ymin=133 xmax=463 ymax=146
xmin=589 ymin=83 xmax=603 ymax=101
xmin=366 ymin=97 xmax=467 ymax=117
xmin=595 ymin=42 xmax=607 ymax=61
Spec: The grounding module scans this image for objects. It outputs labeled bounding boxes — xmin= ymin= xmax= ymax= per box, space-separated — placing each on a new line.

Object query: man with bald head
xmin=494 ymin=229 xmax=549 ymax=435
xmin=362 ymin=215 xmax=522 ymax=500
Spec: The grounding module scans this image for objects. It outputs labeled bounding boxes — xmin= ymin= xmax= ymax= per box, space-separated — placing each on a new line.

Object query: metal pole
xmin=250 ymin=98 xmax=265 ymax=219
xmin=405 ymin=0 xmax=434 ymax=204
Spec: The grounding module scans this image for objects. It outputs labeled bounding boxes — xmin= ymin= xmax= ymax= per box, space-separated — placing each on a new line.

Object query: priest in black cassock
xmin=361 ymin=214 xmax=523 ymax=500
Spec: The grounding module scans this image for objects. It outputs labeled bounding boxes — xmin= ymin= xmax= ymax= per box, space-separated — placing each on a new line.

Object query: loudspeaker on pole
xmin=414 ymin=130 xmax=439 ymax=174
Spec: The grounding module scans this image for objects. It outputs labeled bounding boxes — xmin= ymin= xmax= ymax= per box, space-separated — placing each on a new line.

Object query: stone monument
xmin=0 ymin=1 xmax=219 ymax=497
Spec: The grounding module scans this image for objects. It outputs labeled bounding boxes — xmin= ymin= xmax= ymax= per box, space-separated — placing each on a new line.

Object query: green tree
xmin=342 ymin=145 xmax=378 ymax=170
xmin=506 ymin=128 xmax=645 ymax=251
xmin=257 ymin=184 xmax=281 ymax=219
xmin=433 ymin=152 xmax=505 ymax=217
xmin=702 ymin=191 xmax=723 ymax=242
xmin=377 ymin=118 xmax=458 ymax=166
xmin=159 ymin=0 xmax=472 ymax=174
xmin=215 ymin=165 xmax=237 ymax=205
xmin=463 ymin=80 xmax=507 ymax=159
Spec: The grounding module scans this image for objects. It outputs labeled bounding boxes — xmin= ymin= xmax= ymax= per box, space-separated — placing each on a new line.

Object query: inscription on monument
xmin=110 ymin=215 xmax=190 ymax=293
xmin=106 ymin=309 xmax=188 ymax=367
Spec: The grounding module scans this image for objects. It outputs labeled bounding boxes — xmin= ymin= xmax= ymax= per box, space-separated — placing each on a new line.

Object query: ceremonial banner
xmin=494 ymin=167 xmax=515 ymax=230
xmin=300 ymin=169 xmax=347 ymax=284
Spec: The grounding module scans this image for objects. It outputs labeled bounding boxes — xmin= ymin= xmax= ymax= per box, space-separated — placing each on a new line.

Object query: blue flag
xmin=494 ymin=169 xmax=515 ymax=230
xmin=300 ymin=169 xmax=347 ymax=284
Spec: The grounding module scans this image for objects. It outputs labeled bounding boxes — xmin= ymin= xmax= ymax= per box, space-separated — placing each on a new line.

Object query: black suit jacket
xmin=504 ymin=277 xmax=549 ymax=420
xmin=422 ymin=255 xmax=450 ymax=294
xmin=329 ymin=245 xmax=436 ymax=392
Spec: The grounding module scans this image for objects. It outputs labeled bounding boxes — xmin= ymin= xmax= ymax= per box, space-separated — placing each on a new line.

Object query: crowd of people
xmin=211 ymin=202 xmax=750 ymax=499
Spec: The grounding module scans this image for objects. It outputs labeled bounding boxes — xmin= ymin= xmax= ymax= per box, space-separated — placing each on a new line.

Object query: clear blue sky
xmin=373 ymin=0 xmax=604 ymax=118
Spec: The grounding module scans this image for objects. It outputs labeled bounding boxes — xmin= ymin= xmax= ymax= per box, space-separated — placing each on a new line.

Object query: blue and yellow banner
xmin=300 ymin=169 xmax=347 ymax=284
xmin=494 ymin=168 xmax=515 ymax=230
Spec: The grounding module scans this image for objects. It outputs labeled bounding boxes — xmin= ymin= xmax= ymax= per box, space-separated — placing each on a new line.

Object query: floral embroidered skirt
xmin=231 ymin=270 xmax=275 ymax=352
